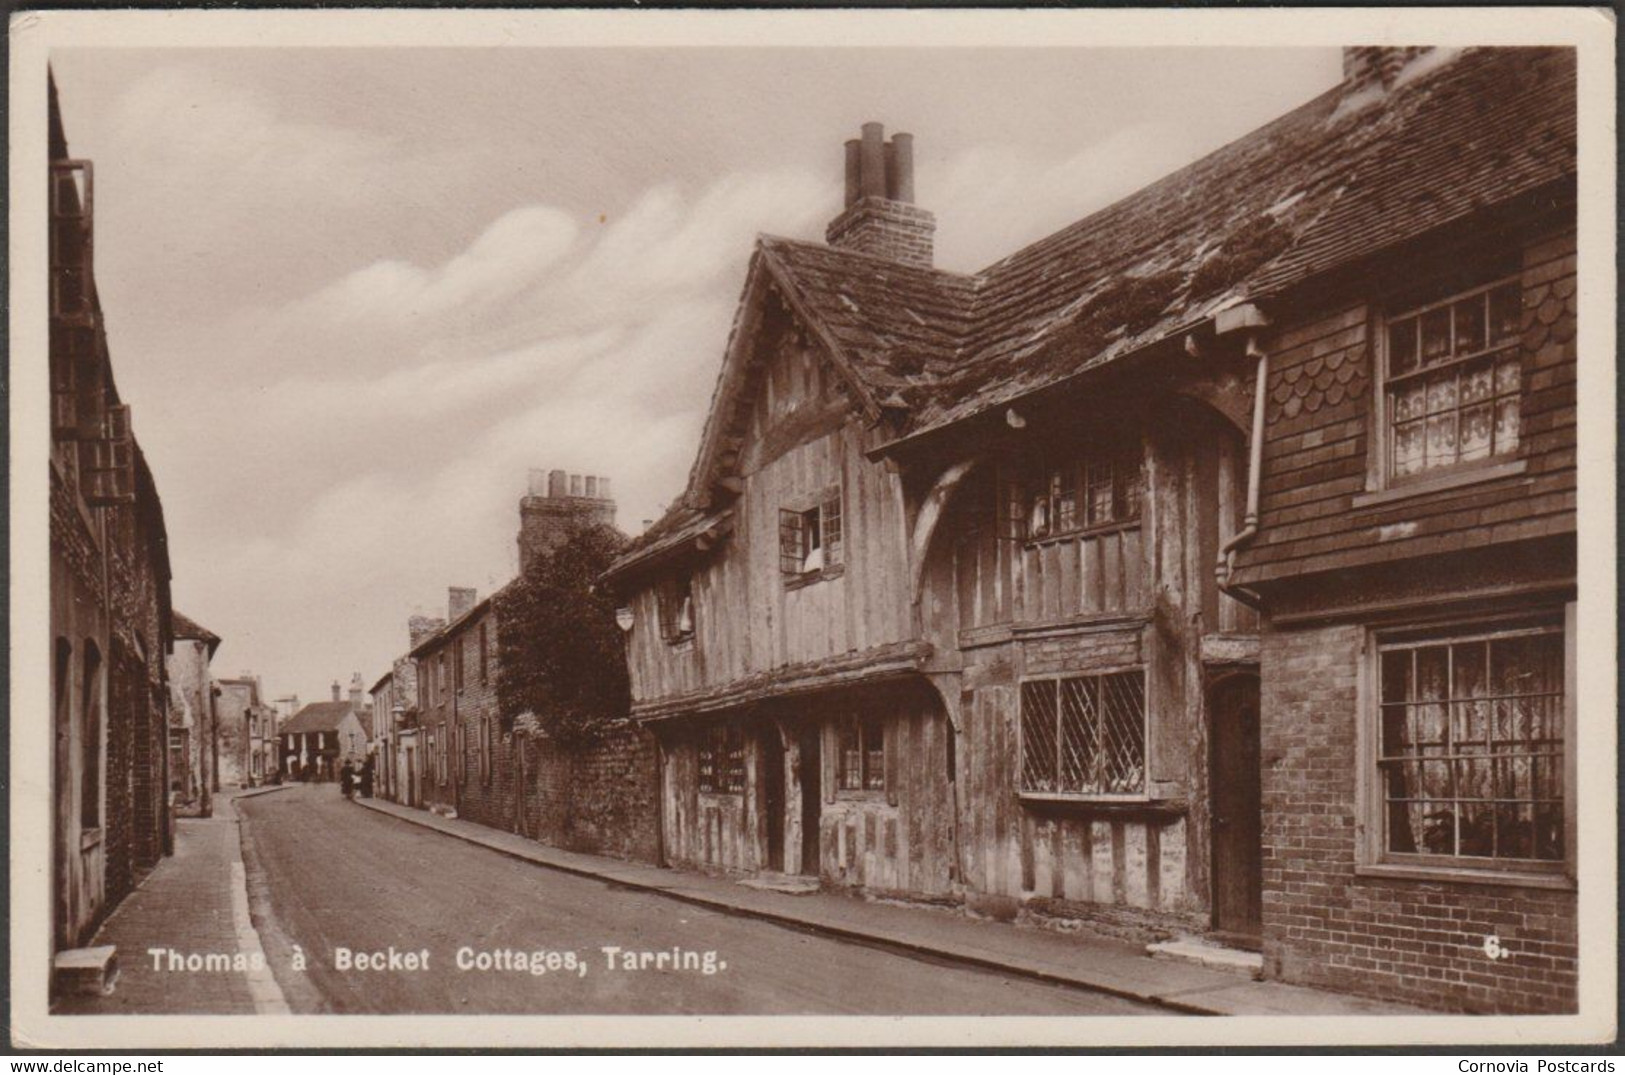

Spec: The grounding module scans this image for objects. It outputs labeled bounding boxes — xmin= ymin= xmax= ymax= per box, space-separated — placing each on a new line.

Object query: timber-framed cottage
xmin=602 ymin=47 xmax=1578 ymax=1014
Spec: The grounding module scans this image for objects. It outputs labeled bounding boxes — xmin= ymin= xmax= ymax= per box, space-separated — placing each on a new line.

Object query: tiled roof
xmin=280 ymin=701 xmax=361 ymax=736
xmin=171 ymin=611 xmax=221 ymax=652
xmin=617 ymin=47 xmax=1574 ymax=563
xmin=789 ymin=48 xmax=1576 ymax=440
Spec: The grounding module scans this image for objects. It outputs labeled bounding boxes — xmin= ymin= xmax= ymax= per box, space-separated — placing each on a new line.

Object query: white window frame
xmin=1355 ymin=603 xmax=1576 ymax=889
xmin=1370 ymin=273 xmax=1528 ymax=494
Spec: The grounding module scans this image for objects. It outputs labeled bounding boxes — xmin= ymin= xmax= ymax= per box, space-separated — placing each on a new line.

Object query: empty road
xmin=237 ymin=783 xmax=1153 ymax=1015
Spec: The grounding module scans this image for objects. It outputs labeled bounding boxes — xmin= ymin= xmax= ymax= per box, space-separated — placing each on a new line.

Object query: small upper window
xmin=1385 ymin=276 xmax=1523 ymax=480
xmin=780 ymin=488 xmax=843 ymax=578
xmin=1006 ymin=444 xmax=1141 ymax=543
xmin=658 ymin=575 xmax=695 ymax=645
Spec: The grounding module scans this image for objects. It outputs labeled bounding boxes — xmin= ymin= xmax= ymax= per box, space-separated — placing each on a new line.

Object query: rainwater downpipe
xmin=1216 ymin=313 xmax=1270 ymax=610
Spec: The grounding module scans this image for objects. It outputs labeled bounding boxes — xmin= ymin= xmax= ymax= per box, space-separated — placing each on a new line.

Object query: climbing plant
xmin=493 ymin=523 xmax=630 ymax=745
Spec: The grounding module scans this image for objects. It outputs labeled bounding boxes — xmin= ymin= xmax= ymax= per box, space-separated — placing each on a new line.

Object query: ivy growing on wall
xmin=493 ymin=523 xmax=630 ymax=745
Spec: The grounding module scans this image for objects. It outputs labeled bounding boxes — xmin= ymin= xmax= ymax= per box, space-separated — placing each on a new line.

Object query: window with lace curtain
xmin=1384 ymin=276 xmax=1523 ymax=481
xmin=1373 ymin=615 xmax=1568 ymax=871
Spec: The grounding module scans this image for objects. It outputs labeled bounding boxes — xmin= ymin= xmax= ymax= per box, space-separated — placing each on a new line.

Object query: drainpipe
xmin=1214 ymin=305 xmax=1270 ymax=610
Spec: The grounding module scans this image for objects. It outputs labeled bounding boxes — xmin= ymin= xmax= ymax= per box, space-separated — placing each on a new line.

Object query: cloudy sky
xmin=48 ymin=44 xmax=1341 ymax=705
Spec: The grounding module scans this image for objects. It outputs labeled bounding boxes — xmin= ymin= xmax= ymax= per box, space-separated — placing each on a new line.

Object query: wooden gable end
xmin=624 ymin=267 xmax=918 ymax=714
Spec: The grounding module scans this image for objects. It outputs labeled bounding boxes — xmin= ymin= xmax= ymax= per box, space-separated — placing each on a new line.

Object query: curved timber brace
xmin=908 ymin=457 xmax=980 ymax=610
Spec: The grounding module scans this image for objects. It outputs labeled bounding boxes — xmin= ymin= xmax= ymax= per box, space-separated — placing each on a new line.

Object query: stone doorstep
xmin=736 ymin=872 xmax=821 ymax=896
xmin=52 ymin=945 xmax=119 ymax=997
xmin=1146 ymin=937 xmax=1265 ymax=980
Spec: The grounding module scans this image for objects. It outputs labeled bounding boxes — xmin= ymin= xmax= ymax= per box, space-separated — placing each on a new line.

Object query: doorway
xmin=761 ymin=729 xmax=786 ymax=873
xmin=1210 ymin=673 xmax=1262 ymax=944
xmin=797 ymin=725 xmax=821 ymax=877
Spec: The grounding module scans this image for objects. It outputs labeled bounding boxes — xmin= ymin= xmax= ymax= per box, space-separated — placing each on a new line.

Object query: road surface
xmin=237 ymin=783 xmax=1154 ymax=1015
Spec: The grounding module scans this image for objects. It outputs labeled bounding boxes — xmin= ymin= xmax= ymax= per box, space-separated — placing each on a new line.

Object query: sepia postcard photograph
xmin=8 ymin=6 xmax=1617 ymax=1052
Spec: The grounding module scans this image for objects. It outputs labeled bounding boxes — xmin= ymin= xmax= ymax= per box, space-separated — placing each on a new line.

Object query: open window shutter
xmin=779 ymin=508 xmax=804 ymax=575
xmin=822 ymin=489 xmax=843 ymax=565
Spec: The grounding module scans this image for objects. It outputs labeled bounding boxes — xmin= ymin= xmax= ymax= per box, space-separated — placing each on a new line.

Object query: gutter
xmin=1213 ymin=303 xmax=1270 ymax=610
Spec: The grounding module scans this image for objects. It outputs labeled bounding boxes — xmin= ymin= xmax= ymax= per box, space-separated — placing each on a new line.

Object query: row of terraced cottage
xmin=387 ymin=47 xmax=1580 ymax=1015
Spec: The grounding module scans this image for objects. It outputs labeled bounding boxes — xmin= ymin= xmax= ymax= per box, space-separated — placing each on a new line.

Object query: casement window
xmin=1002 ymin=444 xmax=1142 ymax=543
xmin=1019 ymin=670 xmax=1147 ymax=797
xmin=1369 ymin=612 xmax=1571 ymax=876
xmin=697 ymin=724 xmax=746 ymax=794
xmin=657 ymin=575 xmax=696 ymax=645
xmin=836 ymin=715 xmax=886 ymax=793
xmin=780 ymin=487 xmax=843 ymax=578
xmin=1383 ymin=276 xmax=1523 ymax=481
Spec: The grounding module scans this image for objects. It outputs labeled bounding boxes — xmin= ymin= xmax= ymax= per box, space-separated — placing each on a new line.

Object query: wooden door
xmin=798 ymin=725 xmax=821 ymax=876
xmin=1210 ymin=674 xmax=1262 ymax=942
xmin=762 ymin=730 xmax=785 ymax=873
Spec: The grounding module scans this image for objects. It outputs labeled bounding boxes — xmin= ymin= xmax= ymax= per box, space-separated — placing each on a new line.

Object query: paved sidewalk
xmin=54 ymin=786 xmax=294 ymax=1015
xmin=357 ymin=796 xmax=1423 ymax=1016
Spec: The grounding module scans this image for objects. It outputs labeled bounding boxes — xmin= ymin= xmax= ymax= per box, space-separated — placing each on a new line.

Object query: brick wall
xmin=441 ymin=606 xmax=660 ymax=863
xmin=1261 ymin=622 xmax=1577 ymax=1014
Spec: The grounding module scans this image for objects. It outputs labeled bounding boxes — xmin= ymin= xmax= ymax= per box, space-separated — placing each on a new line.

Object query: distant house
xmin=279 ymin=682 xmax=370 ymax=781
xmin=166 ymin=612 xmax=220 ymax=812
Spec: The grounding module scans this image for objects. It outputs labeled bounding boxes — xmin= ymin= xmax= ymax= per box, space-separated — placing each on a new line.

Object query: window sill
xmin=79 ymin=828 xmax=103 ymax=852
xmin=1024 ymin=519 xmax=1141 ymax=550
xmin=1017 ymin=795 xmax=1186 ymax=821
xmin=1352 ymin=459 xmax=1529 ymax=510
xmin=663 ymin=635 xmax=695 ymax=650
xmin=1355 ymin=861 xmax=1574 ymax=891
xmin=834 ymin=789 xmax=890 ymax=803
xmin=784 ymin=563 xmax=845 ymax=591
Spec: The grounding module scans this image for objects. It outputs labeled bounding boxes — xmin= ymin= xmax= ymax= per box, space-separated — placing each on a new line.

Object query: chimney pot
xmin=826 ymin=123 xmax=935 ymax=268
xmin=548 ymin=469 xmax=567 ymax=498
xmin=570 ymin=474 xmax=583 ymax=497
xmin=599 ymin=477 xmax=612 ymax=500
xmin=585 ymin=475 xmax=597 ymax=498
xmin=859 ymin=122 xmax=886 ymax=200
xmin=843 ymin=140 xmax=861 ymax=207
xmin=527 ymin=468 xmax=548 ymax=497
xmin=331 ymin=681 xmax=341 ymax=702
xmin=891 ymin=132 xmax=916 ymax=204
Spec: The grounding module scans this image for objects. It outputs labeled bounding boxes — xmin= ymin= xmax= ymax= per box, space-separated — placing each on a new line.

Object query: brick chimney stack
xmin=518 ymin=468 xmax=618 ymax=574
xmin=1342 ymin=46 xmax=1430 ymax=93
xmin=448 ymin=586 xmax=478 ymax=622
xmin=407 ymin=615 xmax=446 ymax=649
xmin=826 ymin=122 xmax=935 ymax=269
xmin=331 ymin=680 xmax=341 ymax=703
xmin=349 ymin=672 xmax=364 ymax=710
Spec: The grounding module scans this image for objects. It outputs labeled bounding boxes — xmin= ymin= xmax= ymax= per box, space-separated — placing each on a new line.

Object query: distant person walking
xmin=360 ymin=756 xmax=375 ymax=799
xmin=339 ymin=760 xmax=355 ymax=801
